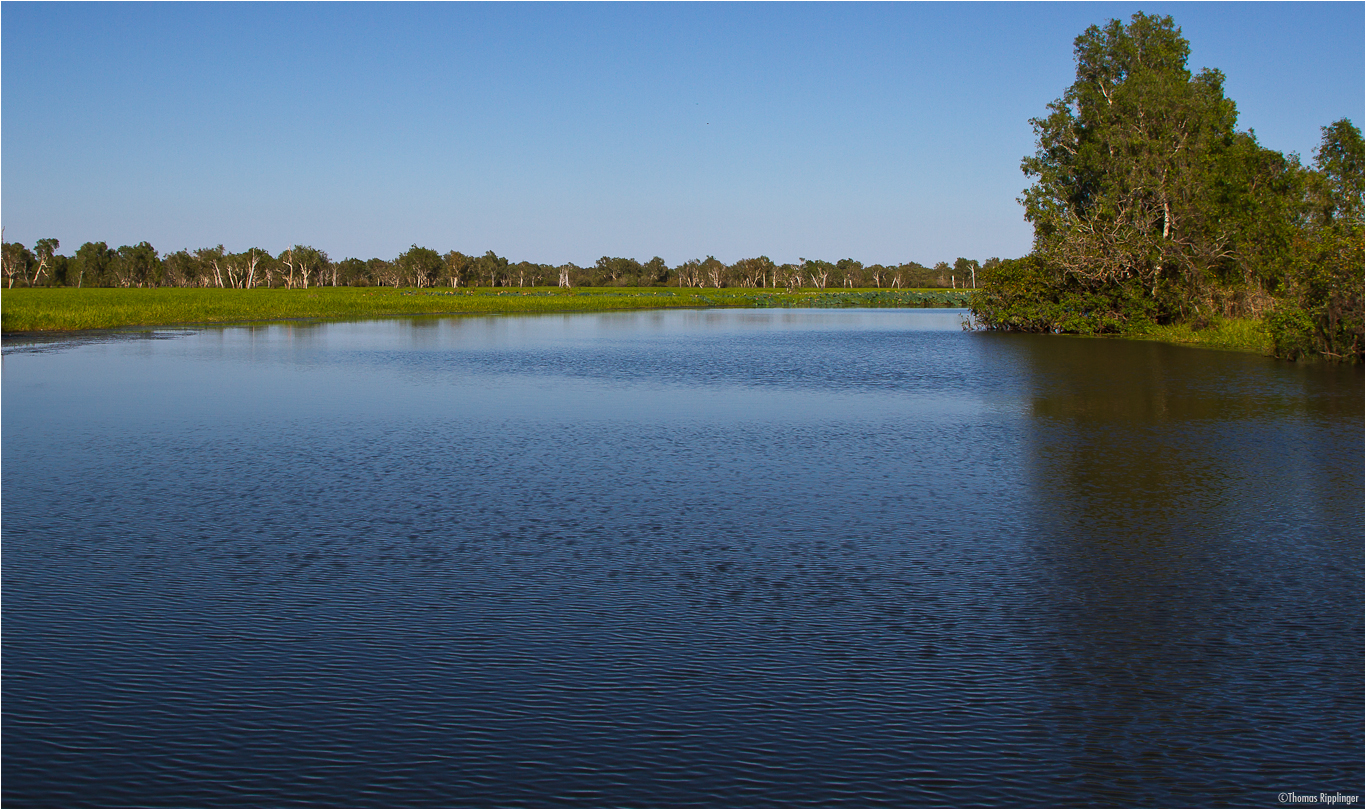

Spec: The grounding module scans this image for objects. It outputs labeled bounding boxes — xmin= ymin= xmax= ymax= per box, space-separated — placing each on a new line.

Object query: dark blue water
xmin=4 ymin=309 xmax=1362 ymax=807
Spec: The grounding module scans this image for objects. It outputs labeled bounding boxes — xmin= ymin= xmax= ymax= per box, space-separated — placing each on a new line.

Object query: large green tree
xmin=1018 ymin=12 xmax=1281 ymax=323
xmin=975 ymin=11 xmax=1359 ymax=359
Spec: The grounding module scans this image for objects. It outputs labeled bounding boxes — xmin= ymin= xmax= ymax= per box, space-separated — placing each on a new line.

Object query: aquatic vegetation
xmin=1131 ymin=317 xmax=1271 ymax=354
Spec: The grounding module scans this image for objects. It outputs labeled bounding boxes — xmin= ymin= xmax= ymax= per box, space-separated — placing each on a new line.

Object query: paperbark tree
xmin=444 ymin=251 xmax=473 ymax=287
xmin=475 ymin=251 xmax=508 ymax=287
xmin=2 ymin=238 xmax=32 ymax=288
xmin=1020 ymin=13 xmax=1256 ymax=320
xmin=643 ymin=256 xmax=669 ymax=285
xmin=280 ymin=245 xmax=328 ymax=289
xmin=114 ymin=242 xmax=161 ymax=287
xmin=31 ymin=238 xmax=58 ymax=286
xmin=702 ymin=256 xmax=724 ymax=288
xmin=954 ymin=258 xmax=980 ymax=289
xmin=397 ymin=245 xmax=442 ymax=288
xmin=676 ymin=259 xmax=701 ymax=288
xmin=72 ymin=242 xmax=115 ymax=288
xmin=240 ymin=248 xmax=268 ymax=288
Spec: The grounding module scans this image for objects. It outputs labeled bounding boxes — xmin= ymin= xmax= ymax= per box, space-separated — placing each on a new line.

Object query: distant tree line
xmin=0 ymin=237 xmax=992 ymax=293
xmin=972 ymin=13 xmax=1363 ymax=362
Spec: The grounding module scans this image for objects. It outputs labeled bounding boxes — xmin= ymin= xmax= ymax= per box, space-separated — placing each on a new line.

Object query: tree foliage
xmin=397 ymin=245 xmax=443 ymax=288
xmin=977 ymin=12 xmax=1363 ymax=361
xmin=1268 ymin=121 xmax=1365 ymax=360
xmin=0 ymin=234 xmax=981 ymax=295
xmin=1020 ymin=13 xmax=1249 ymax=317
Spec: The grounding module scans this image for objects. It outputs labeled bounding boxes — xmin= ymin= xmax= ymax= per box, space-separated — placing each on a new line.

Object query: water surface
xmin=4 ymin=309 xmax=1361 ymax=807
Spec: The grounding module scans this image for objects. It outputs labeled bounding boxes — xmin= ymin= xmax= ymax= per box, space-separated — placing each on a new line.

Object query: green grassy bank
xmin=0 ymin=286 xmax=971 ymax=333
xmin=0 ymin=287 xmax=1274 ymax=355
xmin=1127 ymin=317 xmax=1272 ymax=355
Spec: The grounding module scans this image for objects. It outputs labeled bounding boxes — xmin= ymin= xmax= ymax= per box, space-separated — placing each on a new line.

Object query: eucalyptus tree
xmin=730 ymin=256 xmax=774 ymax=288
xmin=195 ymin=246 xmax=228 ymax=287
xmin=830 ymin=259 xmax=859 ymax=288
xmin=333 ymin=258 xmax=369 ymax=286
xmin=643 ymin=256 xmax=669 ymax=286
xmin=863 ymin=263 xmax=885 ymax=289
xmin=162 ymin=250 xmax=201 ymax=287
xmin=195 ymin=245 xmax=262 ymax=288
xmin=279 ymin=245 xmax=329 ymax=289
xmin=700 ymin=256 xmax=725 ymax=288
xmin=443 ymin=251 xmax=474 ymax=287
xmin=954 ymin=258 xmax=980 ymax=289
xmin=474 ymin=250 xmax=508 ymax=287
xmin=510 ymin=261 xmax=546 ymax=287
xmin=804 ymin=259 xmax=833 ymax=289
xmin=593 ymin=256 xmax=639 ymax=286
xmin=397 ymin=245 xmax=443 ymax=287
xmin=239 ymin=248 xmax=274 ymax=288
xmin=675 ymin=259 xmax=701 ymax=288
xmin=368 ymin=258 xmax=400 ymax=287
xmin=72 ymin=242 xmax=115 ymax=288
xmin=1 ymin=240 xmax=33 ymax=288
xmin=897 ymin=261 xmax=936 ymax=288
xmin=30 ymin=238 xmax=59 ymax=286
xmin=259 ymin=250 xmax=287 ymax=287
xmin=114 ymin=242 xmax=161 ymax=287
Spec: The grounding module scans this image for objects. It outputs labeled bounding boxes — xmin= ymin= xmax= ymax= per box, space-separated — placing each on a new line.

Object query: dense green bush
xmin=1267 ymin=231 xmax=1364 ymax=361
xmin=969 ymin=255 xmax=1156 ymax=334
xmin=1266 ymin=120 xmax=1364 ymax=362
xmin=1266 ymin=306 xmax=1317 ymax=361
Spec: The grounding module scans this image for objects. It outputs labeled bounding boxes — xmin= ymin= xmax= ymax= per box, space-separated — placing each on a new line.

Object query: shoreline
xmin=0 ymin=286 xmax=970 ymax=333
xmin=1 ymin=286 xmax=1274 ymax=356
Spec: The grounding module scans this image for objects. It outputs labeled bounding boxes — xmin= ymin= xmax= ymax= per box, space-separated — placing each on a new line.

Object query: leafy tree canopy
xmin=977 ymin=11 xmax=1363 ymax=360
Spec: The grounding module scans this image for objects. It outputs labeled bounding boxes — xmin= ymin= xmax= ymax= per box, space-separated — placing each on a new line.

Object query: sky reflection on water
xmin=3 ymin=309 xmax=1361 ymax=807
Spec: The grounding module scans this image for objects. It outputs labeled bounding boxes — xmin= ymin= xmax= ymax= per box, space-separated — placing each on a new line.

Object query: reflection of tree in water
xmin=988 ymin=333 xmax=1364 ymax=802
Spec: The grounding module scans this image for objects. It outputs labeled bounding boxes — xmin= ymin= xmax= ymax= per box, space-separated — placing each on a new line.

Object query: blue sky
xmin=3 ymin=2 xmax=1362 ymax=267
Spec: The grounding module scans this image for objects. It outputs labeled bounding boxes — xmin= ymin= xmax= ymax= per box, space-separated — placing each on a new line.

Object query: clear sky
xmin=3 ymin=2 xmax=1362 ymax=268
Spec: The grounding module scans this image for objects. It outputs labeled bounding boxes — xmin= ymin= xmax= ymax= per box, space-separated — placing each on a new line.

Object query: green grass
xmin=1 ymin=286 xmax=972 ymax=332
xmin=2 ymin=287 xmax=1278 ymax=357
xmin=1127 ymin=317 xmax=1271 ymax=354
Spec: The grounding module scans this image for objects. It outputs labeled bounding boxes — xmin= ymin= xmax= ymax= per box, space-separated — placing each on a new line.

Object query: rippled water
xmin=3 ymin=309 xmax=1362 ymax=807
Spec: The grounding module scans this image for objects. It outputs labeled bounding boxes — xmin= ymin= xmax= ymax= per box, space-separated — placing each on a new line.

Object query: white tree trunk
xmin=30 ymin=256 xmax=47 ymax=286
